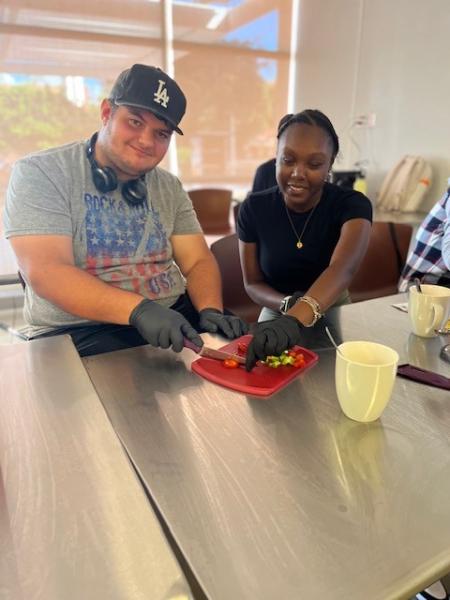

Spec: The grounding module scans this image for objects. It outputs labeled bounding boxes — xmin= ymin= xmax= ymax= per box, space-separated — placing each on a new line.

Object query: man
xmin=251 ymin=157 xmax=276 ymax=193
xmin=399 ymin=183 xmax=450 ymax=600
xmin=399 ymin=181 xmax=450 ymax=291
xmin=4 ymin=64 xmax=247 ymax=356
xmin=250 ymin=116 xmax=294 ymax=193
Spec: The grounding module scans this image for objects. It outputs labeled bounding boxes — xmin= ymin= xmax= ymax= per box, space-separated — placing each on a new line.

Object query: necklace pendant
xmin=296 ymin=241 xmax=303 ymax=249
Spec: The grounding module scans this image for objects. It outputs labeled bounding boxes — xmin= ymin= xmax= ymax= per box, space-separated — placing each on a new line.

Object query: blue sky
xmin=224 ymin=9 xmax=278 ymax=82
xmin=224 ymin=9 xmax=278 ymax=52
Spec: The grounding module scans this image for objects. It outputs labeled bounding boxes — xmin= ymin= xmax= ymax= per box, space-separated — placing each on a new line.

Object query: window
xmin=0 ymin=0 xmax=294 ymax=229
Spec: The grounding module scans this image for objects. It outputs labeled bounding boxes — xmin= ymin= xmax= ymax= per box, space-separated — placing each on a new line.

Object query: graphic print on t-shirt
xmin=83 ymin=192 xmax=176 ymax=298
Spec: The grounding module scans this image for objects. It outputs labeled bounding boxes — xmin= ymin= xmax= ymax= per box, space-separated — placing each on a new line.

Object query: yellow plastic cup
xmin=335 ymin=341 xmax=399 ymax=422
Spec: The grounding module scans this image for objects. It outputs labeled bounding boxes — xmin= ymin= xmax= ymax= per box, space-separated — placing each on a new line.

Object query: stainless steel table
xmin=0 ymin=335 xmax=192 ymax=600
xmin=83 ymin=294 xmax=450 ymax=600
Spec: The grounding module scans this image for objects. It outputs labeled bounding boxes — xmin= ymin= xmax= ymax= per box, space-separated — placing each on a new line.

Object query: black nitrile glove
xmin=129 ymin=299 xmax=203 ymax=353
xmin=199 ymin=308 xmax=249 ymax=339
xmin=246 ymin=314 xmax=303 ymax=371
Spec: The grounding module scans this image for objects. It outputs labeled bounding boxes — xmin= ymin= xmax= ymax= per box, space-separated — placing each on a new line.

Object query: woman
xmin=237 ymin=109 xmax=372 ymax=370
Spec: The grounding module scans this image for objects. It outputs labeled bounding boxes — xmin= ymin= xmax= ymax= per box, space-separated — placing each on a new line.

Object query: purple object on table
xmin=397 ymin=364 xmax=450 ymax=390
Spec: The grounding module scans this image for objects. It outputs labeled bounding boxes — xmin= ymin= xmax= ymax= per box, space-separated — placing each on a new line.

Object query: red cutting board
xmin=191 ymin=334 xmax=318 ymax=397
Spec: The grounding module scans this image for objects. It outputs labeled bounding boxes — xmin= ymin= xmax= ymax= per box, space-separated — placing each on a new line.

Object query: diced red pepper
xmin=223 ymin=358 xmax=240 ymax=369
xmin=293 ymin=358 xmax=306 ymax=368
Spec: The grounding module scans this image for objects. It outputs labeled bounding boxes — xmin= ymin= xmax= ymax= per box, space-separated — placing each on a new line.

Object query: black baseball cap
xmin=109 ymin=64 xmax=187 ymax=135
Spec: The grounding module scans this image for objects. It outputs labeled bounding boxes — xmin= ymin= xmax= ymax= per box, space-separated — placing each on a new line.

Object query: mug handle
xmin=428 ymin=304 xmax=444 ymax=334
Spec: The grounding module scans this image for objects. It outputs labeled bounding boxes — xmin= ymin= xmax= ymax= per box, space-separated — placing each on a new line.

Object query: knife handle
xmin=183 ymin=338 xmax=203 ymax=353
xmin=397 ymin=363 xmax=450 ymax=390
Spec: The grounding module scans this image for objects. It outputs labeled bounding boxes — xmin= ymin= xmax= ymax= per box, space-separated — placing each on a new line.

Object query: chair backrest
xmin=188 ymin=188 xmax=233 ymax=234
xmin=349 ymin=221 xmax=413 ymax=302
xmin=210 ymin=233 xmax=260 ymax=324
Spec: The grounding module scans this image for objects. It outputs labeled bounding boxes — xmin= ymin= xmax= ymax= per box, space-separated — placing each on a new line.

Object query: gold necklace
xmin=283 ymin=200 xmax=319 ymax=249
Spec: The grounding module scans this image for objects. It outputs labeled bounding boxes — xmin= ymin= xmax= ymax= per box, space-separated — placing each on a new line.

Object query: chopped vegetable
xmin=262 ymin=348 xmax=306 ymax=369
xmin=223 ymin=358 xmax=240 ymax=369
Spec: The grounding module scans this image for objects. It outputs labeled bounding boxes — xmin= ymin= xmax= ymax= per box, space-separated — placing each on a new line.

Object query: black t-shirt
xmin=237 ymin=183 xmax=373 ymax=294
xmin=251 ymin=158 xmax=277 ymax=193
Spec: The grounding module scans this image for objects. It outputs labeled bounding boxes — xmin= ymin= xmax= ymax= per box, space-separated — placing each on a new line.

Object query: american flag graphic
xmin=84 ymin=193 xmax=175 ymax=298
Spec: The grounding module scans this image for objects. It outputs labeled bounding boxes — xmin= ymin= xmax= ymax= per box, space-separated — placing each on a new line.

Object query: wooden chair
xmin=188 ymin=188 xmax=233 ymax=235
xmin=349 ymin=221 xmax=413 ymax=302
xmin=210 ymin=233 xmax=260 ymax=324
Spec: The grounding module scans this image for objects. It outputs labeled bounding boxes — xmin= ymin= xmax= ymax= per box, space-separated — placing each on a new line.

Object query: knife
xmin=397 ymin=363 xmax=450 ymax=390
xmin=183 ymin=338 xmax=246 ymax=365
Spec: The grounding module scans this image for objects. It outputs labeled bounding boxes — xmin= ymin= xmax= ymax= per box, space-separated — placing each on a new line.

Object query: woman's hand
xmin=246 ymin=315 xmax=303 ymax=371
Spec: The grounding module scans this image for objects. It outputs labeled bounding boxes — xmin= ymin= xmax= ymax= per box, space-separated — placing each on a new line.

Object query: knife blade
xmin=183 ymin=338 xmax=246 ymax=365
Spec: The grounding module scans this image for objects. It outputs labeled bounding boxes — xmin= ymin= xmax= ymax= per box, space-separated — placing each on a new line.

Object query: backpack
xmin=376 ymin=155 xmax=432 ymax=212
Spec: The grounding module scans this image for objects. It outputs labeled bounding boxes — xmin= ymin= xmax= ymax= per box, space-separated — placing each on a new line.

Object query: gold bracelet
xmin=296 ymin=295 xmax=323 ymax=327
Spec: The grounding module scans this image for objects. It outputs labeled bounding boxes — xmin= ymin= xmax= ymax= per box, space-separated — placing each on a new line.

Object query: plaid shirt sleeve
xmin=442 ymin=194 xmax=450 ymax=270
xmin=398 ymin=185 xmax=450 ymax=292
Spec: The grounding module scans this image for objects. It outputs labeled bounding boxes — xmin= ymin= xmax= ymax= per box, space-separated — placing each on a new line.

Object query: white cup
xmin=408 ymin=284 xmax=450 ymax=338
xmin=335 ymin=341 xmax=399 ymax=423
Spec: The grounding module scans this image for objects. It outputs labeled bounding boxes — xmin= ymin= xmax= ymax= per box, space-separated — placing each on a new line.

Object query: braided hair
xmin=276 ymin=109 xmax=339 ymax=160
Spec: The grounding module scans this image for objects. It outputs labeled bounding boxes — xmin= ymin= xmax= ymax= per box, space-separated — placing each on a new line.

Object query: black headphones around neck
xmin=86 ymin=132 xmax=148 ymax=207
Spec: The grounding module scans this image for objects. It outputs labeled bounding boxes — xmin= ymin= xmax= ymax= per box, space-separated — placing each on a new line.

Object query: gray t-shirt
xmin=4 ymin=140 xmax=202 ymax=337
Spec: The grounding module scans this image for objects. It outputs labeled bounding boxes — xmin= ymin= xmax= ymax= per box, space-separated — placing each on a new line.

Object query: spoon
xmin=325 ymin=326 xmax=344 ymax=356
xmin=414 ymin=278 xmax=423 ymax=293
xmin=440 ymin=344 xmax=450 ymax=364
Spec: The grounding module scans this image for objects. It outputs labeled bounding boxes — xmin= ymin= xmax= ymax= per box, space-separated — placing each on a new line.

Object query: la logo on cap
xmin=154 ymin=80 xmax=170 ymax=108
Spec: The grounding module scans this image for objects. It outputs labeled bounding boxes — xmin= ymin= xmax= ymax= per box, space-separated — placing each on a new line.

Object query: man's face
xmin=97 ymin=100 xmax=173 ymax=180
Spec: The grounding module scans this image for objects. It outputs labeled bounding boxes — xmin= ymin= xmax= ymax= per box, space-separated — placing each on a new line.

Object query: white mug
xmin=408 ymin=284 xmax=450 ymax=338
xmin=335 ymin=341 xmax=399 ymax=423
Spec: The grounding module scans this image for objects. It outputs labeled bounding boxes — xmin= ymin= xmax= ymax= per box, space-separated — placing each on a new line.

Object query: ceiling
xmin=0 ymin=0 xmax=288 ymax=81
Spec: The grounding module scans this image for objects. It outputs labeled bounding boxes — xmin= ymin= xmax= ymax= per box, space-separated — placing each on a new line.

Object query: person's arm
xmin=10 ymin=234 xmax=143 ymax=323
xmin=239 ymin=239 xmax=284 ymax=309
xmin=171 ymin=233 xmax=223 ymax=311
xmin=243 ymin=218 xmax=371 ymax=370
xmin=10 ymin=233 xmax=206 ymax=352
xmin=172 ymin=232 xmax=248 ymax=338
xmin=240 ymin=218 xmax=371 ymax=325
xmin=287 ymin=218 xmax=372 ymax=324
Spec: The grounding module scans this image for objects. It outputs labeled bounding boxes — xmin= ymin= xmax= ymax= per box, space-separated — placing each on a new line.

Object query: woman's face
xmin=276 ymin=122 xmax=334 ymax=212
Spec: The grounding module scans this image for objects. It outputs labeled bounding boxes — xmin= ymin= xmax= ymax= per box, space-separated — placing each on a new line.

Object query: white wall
xmin=295 ymin=0 xmax=450 ymax=210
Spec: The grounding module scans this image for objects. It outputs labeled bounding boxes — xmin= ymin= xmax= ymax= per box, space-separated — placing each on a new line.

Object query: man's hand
xmin=130 ymin=299 xmax=203 ymax=353
xmin=199 ymin=308 xmax=249 ymax=339
xmin=246 ymin=315 xmax=303 ymax=371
